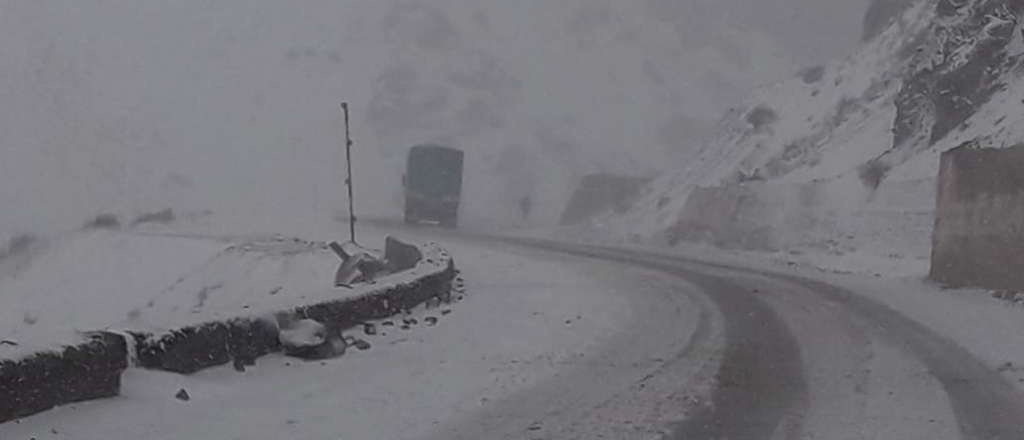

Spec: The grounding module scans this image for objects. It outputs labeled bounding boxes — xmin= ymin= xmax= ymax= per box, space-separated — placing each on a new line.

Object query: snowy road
xmin=4 ymin=226 xmax=1024 ymax=439
xmin=395 ymin=228 xmax=1024 ymax=440
xmin=0 ymin=231 xmax=700 ymax=440
xmin=489 ymin=238 xmax=1024 ymax=440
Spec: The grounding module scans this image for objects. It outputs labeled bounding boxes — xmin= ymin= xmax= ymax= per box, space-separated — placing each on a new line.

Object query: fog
xmin=0 ymin=0 xmax=870 ymax=238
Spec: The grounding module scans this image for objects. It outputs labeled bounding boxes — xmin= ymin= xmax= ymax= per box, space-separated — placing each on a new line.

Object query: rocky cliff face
xmin=888 ymin=0 xmax=1023 ymax=167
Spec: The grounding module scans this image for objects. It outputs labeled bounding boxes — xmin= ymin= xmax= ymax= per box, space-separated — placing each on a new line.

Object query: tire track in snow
xmin=520 ymin=239 xmax=1024 ymax=440
xmin=772 ymin=274 xmax=1024 ymax=440
xmin=510 ymin=240 xmax=809 ymax=439
xmin=660 ymin=267 xmax=807 ymax=440
xmin=506 ymin=238 xmax=1024 ymax=439
xmin=370 ymin=226 xmax=1024 ymax=439
xmin=414 ymin=258 xmax=713 ymax=440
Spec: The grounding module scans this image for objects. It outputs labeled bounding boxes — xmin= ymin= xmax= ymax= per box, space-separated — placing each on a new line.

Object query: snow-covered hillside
xmin=0 ymin=0 xmax=872 ymax=241
xmin=602 ymin=0 xmax=1024 ymax=270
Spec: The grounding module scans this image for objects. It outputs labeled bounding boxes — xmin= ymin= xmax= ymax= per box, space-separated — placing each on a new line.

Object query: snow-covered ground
xmin=833 ymin=275 xmax=1024 ymax=392
xmin=581 ymin=235 xmax=1024 ymax=393
xmin=507 ymin=222 xmax=928 ymax=279
xmin=0 ymin=236 xmax=653 ymax=440
xmin=4 ymin=217 xmax=1022 ymax=438
xmin=721 ymin=247 xmax=1024 ymax=396
xmin=0 ymin=218 xmax=388 ymax=360
xmin=506 ymin=221 xmax=1024 ymax=393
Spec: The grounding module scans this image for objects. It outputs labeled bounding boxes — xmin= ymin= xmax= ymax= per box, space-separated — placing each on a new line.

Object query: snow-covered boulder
xmin=278 ymin=318 xmax=348 ymax=361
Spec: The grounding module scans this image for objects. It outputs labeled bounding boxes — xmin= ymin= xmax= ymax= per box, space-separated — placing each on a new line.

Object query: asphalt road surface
xmin=406 ymin=228 xmax=1024 ymax=440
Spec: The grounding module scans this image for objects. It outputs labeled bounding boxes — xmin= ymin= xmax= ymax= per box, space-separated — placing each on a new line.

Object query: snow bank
xmin=0 ymin=231 xmax=227 ymax=360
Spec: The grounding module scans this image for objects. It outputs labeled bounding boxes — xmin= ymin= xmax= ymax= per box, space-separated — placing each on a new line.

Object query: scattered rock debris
xmin=424 ymin=316 xmax=438 ymax=326
xmin=363 ymin=322 xmax=377 ymax=335
xmin=426 ymin=296 xmax=441 ymax=309
xmin=175 ymin=389 xmax=191 ymax=402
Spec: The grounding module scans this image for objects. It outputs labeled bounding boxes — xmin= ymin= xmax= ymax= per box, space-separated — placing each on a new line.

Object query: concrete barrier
xmin=930 ymin=143 xmax=1024 ymax=289
xmin=0 ymin=332 xmax=127 ymax=423
xmin=560 ymin=174 xmax=652 ymax=225
xmin=667 ymin=183 xmax=821 ymax=251
xmin=666 ymin=179 xmax=935 ymax=262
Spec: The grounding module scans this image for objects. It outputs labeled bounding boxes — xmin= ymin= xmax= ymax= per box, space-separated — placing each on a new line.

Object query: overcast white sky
xmin=0 ymin=0 xmax=872 ymax=236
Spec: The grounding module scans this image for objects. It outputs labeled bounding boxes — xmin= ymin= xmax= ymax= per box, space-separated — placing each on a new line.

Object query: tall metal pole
xmin=342 ymin=102 xmax=356 ymax=243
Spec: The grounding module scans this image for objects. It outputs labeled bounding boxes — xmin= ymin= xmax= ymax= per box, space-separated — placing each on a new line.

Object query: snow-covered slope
xmin=602 ymin=0 xmax=1024 ymax=266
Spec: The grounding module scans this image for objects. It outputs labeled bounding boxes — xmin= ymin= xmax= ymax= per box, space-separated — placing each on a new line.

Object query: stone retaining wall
xmin=0 ymin=332 xmax=127 ymax=423
xmin=0 ymin=238 xmax=455 ymax=423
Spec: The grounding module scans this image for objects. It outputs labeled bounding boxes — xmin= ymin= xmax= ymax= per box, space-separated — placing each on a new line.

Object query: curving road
xmin=412 ymin=232 xmax=1024 ymax=440
xmin=5 ymin=223 xmax=1021 ymax=440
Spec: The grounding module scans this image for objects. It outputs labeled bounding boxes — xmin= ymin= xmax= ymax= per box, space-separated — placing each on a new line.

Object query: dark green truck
xmin=403 ymin=144 xmax=464 ymax=228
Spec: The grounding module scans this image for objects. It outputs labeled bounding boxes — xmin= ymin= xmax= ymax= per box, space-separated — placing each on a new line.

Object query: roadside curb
xmin=0 ymin=237 xmax=455 ymax=423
